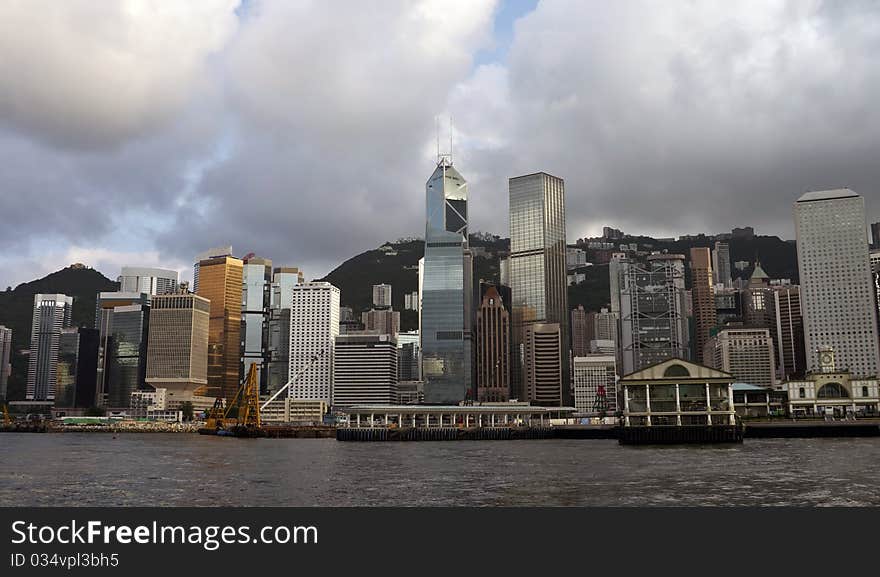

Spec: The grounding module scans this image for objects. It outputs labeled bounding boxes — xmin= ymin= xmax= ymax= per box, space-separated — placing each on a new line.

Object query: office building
xmin=145 ymin=292 xmax=210 ymax=399
xmin=404 ymin=291 xmax=419 ymax=311
xmin=617 ymin=254 xmax=690 ymax=375
xmin=397 ymin=330 xmax=421 ymax=382
xmin=593 ymin=307 xmax=618 ymax=344
xmin=773 ymin=285 xmax=806 ymax=380
xmin=509 ymin=172 xmax=569 ymax=404
xmin=420 ymin=156 xmax=473 ymax=404
xmin=362 ymin=308 xmax=400 ymax=337
xmin=118 ymin=267 xmax=178 ymax=296
xmin=242 ymin=256 xmax=272 ymax=394
xmin=55 ymin=327 xmax=100 ymax=408
xmin=26 ymin=294 xmax=73 ymax=401
xmin=338 ymin=306 xmax=364 ymax=334
xmin=475 ymin=285 xmax=510 ymax=402
xmin=523 ymin=323 xmax=563 ymax=406
xmin=372 ymin=284 xmax=392 ymax=309
xmin=0 ymin=326 xmax=11 ymax=400
xmin=570 ymin=305 xmax=592 ymax=358
xmin=714 ymin=287 xmax=742 ymax=327
xmin=289 ymin=282 xmax=340 ymax=403
xmin=705 ymin=327 xmax=776 ymax=387
xmin=332 ymin=333 xmax=398 ymax=407
xmin=794 ymin=189 xmax=880 ymax=377
xmin=871 ymin=222 xmax=880 ymax=250
xmin=192 ymin=246 xmax=232 ymax=293
xmin=96 ymin=292 xmax=151 ymax=408
xmin=712 ymin=241 xmax=732 ymax=287
xmin=572 ymin=354 xmax=617 ymax=414
xmin=690 ymin=248 xmax=717 ymax=365
xmin=267 ymin=267 xmax=304 ymax=395
xmin=197 ymin=254 xmax=244 ymax=400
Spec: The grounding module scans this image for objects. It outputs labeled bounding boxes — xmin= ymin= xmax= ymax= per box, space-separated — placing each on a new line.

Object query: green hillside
xmin=0 ymin=264 xmax=118 ymax=400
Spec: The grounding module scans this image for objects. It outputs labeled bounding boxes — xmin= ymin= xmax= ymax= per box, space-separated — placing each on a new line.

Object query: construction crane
xmin=199 ymin=363 xmax=263 ymax=436
xmin=2 ymin=403 xmax=11 ymax=426
xmin=260 ymin=348 xmax=329 ymax=412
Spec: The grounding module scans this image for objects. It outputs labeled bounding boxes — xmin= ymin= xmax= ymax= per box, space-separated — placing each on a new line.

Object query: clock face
xmin=821 ymin=353 xmax=832 ymax=365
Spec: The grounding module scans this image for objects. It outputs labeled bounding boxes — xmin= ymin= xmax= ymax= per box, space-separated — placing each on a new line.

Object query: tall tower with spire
xmin=420 ymin=152 xmax=473 ymax=404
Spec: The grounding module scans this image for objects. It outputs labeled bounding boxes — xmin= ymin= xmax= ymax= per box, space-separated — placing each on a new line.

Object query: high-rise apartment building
xmin=332 ymin=333 xmax=398 ymax=407
xmin=420 ymin=157 xmax=472 ymax=404
xmin=523 ymin=323 xmax=563 ymax=406
xmin=794 ymin=189 xmax=880 ymax=377
xmin=372 ymin=284 xmax=392 ymax=309
xmin=145 ymin=292 xmax=210 ymax=398
xmin=289 ymin=282 xmax=339 ymax=404
xmin=773 ymin=285 xmax=806 ymax=380
xmin=0 ymin=325 xmax=11 ymax=400
xmin=570 ymin=305 xmax=592 ymax=358
xmin=509 ymin=172 xmax=569 ymax=404
xmin=197 ymin=255 xmax=244 ymax=400
xmin=192 ymin=246 xmax=232 ymax=293
xmin=690 ymin=247 xmax=717 ymax=365
xmin=362 ymin=308 xmax=400 ymax=336
xmin=267 ymin=267 xmax=304 ymax=395
xmin=118 ymin=267 xmax=178 ymax=296
xmin=705 ymin=327 xmax=776 ymax=387
xmin=712 ymin=241 xmax=732 ymax=287
xmin=242 ymin=256 xmax=272 ymax=394
xmin=26 ymin=294 xmax=73 ymax=401
xmin=572 ymin=354 xmax=617 ymax=414
xmin=476 ymin=285 xmax=510 ymax=402
xmin=617 ymin=254 xmax=690 ymax=375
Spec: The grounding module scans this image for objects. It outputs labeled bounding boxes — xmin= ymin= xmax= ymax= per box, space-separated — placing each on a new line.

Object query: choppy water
xmin=1 ymin=434 xmax=878 ymax=506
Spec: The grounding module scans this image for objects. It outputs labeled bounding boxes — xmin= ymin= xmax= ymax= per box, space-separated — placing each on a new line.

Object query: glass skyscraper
xmin=421 ymin=157 xmax=473 ymax=404
xmin=509 ymin=173 xmax=569 ymax=405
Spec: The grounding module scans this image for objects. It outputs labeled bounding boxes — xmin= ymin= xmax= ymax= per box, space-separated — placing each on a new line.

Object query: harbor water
xmin=1 ymin=433 xmax=879 ymax=506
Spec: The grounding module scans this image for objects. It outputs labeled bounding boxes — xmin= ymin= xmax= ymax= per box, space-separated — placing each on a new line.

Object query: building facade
xmin=372 ymin=284 xmax=392 ymax=309
xmin=509 ymin=172 xmax=569 ymax=403
xmin=267 ymin=266 xmax=304 ymax=395
xmin=0 ymin=325 xmax=11 ymax=400
xmin=617 ymin=254 xmax=690 ymax=375
xmin=712 ymin=241 xmax=732 ymax=288
xmin=26 ymin=294 xmax=73 ymax=401
xmin=420 ymin=157 xmax=473 ymax=404
xmin=572 ymin=354 xmax=617 ymax=414
xmin=192 ymin=246 xmax=232 ymax=293
xmin=773 ymin=285 xmax=806 ymax=380
xmin=705 ymin=327 xmax=776 ymax=387
xmin=145 ymin=293 xmax=210 ymax=396
xmin=332 ymin=333 xmax=398 ymax=407
xmin=476 ymin=285 xmax=510 ymax=402
xmin=784 ymin=349 xmax=879 ymax=417
xmin=241 ymin=256 xmax=272 ymax=394
xmin=289 ymin=282 xmax=340 ymax=404
xmin=118 ymin=267 xmax=178 ymax=296
xmin=794 ymin=189 xmax=880 ymax=377
xmin=570 ymin=305 xmax=592 ymax=359
xmin=197 ymin=255 xmax=244 ymax=400
xmin=362 ymin=308 xmax=400 ymax=337
xmin=690 ymin=247 xmax=717 ymax=365
xmin=523 ymin=323 xmax=563 ymax=406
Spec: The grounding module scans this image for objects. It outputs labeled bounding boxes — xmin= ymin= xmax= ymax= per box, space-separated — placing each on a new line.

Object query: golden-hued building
xmin=197 ymin=255 xmax=244 ymax=400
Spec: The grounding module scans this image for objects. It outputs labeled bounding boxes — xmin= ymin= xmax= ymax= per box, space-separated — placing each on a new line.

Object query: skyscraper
xmin=267 ymin=267 xmax=304 ymax=395
xmin=509 ymin=172 xmax=569 ymax=404
xmin=26 ymin=294 xmax=73 ymax=401
xmin=572 ymin=354 xmax=617 ymax=414
xmin=618 ymin=254 xmax=690 ymax=375
xmin=712 ymin=241 xmax=732 ymax=287
xmin=197 ymin=255 xmax=244 ymax=400
xmin=55 ymin=327 xmax=100 ymax=408
xmin=476 ymin=285 xmax=510 ymax=402
xmin=118 ymin=267 xmax=178 ymax=295
xmin=773 ymin=285 xmax=806 ymax=380
xmin=871 ymin=222 xmax=880 ymax=250
xmin=523 ymin=323 xmax=563 ymax=406
xmin=332 ymin=333 xmax=398 ymax=407
xmin=690 ymin=247 xmax=717 ymax=365
xmin=362 ymin=308 xmax=400 ymax=336
xmin=420 ymin=157 xmax=472 ymax=404
xmin=0 ymin=325 xmax=11 ymax=400
xmin=242 ymin=256 xmax=272 ymax=394
xmin=192 ymin=246 xmax=232 ymax=293
xmin=289 ymin=282 xmax=339 ymax=404
xmin=96 ymin=291 xmax=151 ymax=408
xmin=145 ymin=292 xmax=210 ymax=399
xmin=570 ymin=305 xmax=592 ymax=358
xmin=794 ymin=189 xmax=880 ymax=377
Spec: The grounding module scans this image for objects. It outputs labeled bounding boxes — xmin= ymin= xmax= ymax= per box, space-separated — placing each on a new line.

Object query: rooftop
xmin=797 ymin=188 xmax=859 ymax=203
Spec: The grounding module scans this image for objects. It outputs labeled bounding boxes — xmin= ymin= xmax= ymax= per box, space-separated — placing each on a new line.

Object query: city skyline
xmin=4 ymin=2 xmax=880 ymax=291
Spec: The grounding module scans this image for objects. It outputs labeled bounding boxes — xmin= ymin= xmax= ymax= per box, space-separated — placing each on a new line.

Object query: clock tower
xmin=817 ymin=347 xmax=836 ymax=373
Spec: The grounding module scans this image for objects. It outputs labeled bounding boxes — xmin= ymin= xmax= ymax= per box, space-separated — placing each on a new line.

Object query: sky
xmin=1 ymin=0 xmax=879 ymax=289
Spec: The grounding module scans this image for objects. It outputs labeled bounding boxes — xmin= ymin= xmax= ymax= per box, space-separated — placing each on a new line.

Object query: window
xmin=862 ymin=386 xmax=869 ymax=398
xmin=798 ymin=387 xmax=805 ymax=399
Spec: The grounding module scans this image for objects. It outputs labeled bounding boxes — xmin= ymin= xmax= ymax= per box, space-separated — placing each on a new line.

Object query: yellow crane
xmin=2 ymin=403 xmax=11 ymax=426
xmin=199 ymin=363 xmax=263 ymax=436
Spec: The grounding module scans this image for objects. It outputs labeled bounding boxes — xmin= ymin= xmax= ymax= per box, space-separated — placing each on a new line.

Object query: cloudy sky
xmin=1 ymin=0 xmax=879 ymax=289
